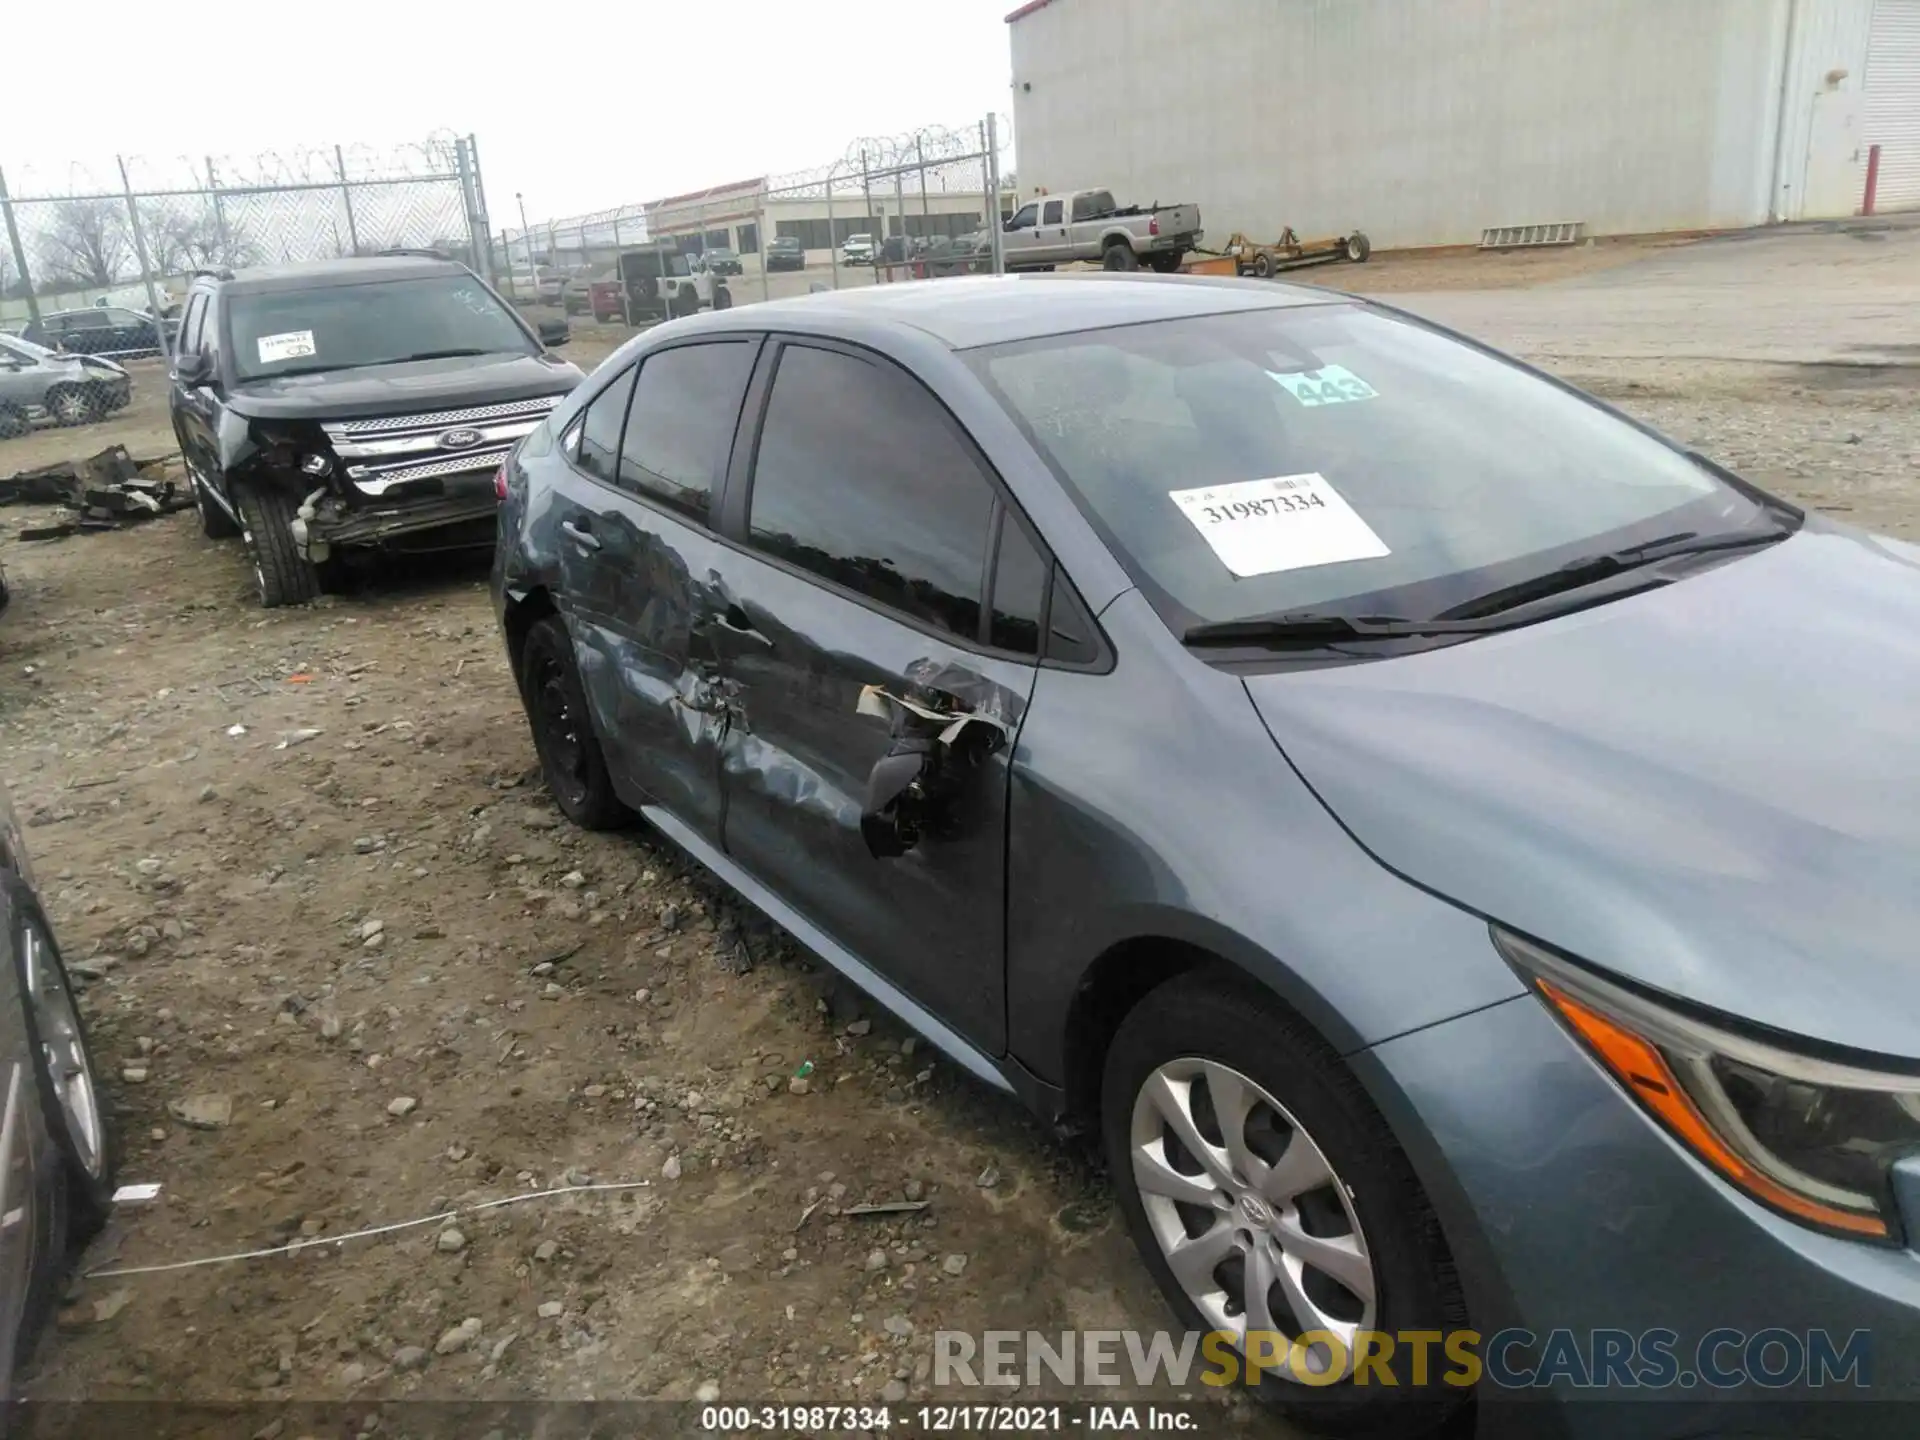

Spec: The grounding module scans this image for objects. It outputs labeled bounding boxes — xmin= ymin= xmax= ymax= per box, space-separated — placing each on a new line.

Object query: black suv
xmin=169 ymin=255 xmax=583 ymax=607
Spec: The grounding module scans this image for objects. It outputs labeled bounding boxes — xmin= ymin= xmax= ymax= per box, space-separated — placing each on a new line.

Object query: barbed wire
xmin=5 ymin=132 xmax=468 ymax=202
xmin=527 ymin=115 xmax=1014 ymax=239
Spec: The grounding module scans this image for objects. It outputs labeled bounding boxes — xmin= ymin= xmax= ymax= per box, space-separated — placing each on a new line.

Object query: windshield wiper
xmin=388 ymin=348 xmax=500 ymax=363
xmin=1182 ymin=612 xmax=1516 ymax=647
xmin=1436 ymin=525 xmax=1793 ymax=621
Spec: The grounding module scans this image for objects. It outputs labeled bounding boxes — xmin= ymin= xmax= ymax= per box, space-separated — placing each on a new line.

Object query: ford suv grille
xmin=321 ymin=394 xmax=564 ymax=497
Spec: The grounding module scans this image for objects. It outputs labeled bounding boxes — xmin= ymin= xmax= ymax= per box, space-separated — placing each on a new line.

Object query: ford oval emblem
xmin=437 ymin=427 xmax=483 ymax=451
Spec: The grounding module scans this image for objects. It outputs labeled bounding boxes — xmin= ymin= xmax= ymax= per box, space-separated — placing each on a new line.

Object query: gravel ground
xmin=0 ymin=227 xmax=1914 ymax=1435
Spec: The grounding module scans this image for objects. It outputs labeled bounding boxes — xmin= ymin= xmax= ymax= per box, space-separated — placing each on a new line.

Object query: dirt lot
xmin=1 ymin=225 xmax=1916 ymax=1433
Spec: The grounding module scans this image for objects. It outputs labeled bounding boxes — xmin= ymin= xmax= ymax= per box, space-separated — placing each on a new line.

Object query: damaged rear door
xmin=707 ymin=339 xmax=1042 ymax=1056
xmin=548 ymin=337 xmax=760 ymax=842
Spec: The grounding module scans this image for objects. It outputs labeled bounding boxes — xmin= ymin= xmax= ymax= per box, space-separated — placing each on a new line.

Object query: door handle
xmin=560 ymin=519 xmax=601 ymax=552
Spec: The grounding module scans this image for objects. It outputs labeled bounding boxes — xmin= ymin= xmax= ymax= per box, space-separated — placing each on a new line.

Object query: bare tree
xmin=146 ymin=202 xmax=259 ymax=275
xmin=36 ymin=199 xmax=129 ymax=288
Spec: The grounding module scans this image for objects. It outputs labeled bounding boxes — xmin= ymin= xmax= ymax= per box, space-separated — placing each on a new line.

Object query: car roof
xmin=215 ymin=255 xmax=470 ymax=296
xmin=695 ymin=272 xmax=1346 ymax=349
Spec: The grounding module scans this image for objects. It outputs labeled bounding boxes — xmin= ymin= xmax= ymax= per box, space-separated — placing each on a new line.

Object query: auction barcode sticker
xmin=257 ymin=330 xmax=317 ymax=364
xmin=1168 ymin=473 xmax=1390 ymax=578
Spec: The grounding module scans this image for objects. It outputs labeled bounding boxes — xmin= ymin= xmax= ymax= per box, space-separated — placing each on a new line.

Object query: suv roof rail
xmin=191 ymin=266 xmax=235 ymax=281
xmin=375 ymin=247 xmax=452 ymax=261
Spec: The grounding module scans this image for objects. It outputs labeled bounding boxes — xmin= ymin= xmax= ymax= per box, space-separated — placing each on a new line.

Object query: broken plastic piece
xmin=225 ymin=724 xmax=247 ymax=738
xmin=112 ymin=1183 xmax=162 ymax=1205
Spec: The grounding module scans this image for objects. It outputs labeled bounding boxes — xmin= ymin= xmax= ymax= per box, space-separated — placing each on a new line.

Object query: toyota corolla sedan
xmin=493 ymin=274 xmax=1920 ymax=1438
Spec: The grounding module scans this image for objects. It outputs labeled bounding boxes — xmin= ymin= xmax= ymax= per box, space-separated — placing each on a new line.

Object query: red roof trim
xmin=648 ymin=176 xmax=765 ymax=209
xmin=1004 ymin=0 xmax=1057 ymax=20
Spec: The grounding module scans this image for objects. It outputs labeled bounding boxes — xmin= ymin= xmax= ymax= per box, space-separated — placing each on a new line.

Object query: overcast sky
xmin=6 ymin=0 xmax=1015 ymax=223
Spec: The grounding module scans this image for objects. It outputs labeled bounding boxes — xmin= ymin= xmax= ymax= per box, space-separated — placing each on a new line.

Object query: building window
xmin=737 ymin=222 xmax=759 ymax=254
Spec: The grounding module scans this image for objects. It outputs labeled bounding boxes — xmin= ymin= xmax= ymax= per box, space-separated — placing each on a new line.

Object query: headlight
xmin=1497 ymin=928 xmax=1920 ymax=1242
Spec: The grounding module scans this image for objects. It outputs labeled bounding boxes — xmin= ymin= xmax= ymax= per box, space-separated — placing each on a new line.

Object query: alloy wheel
xmin=1129 ymin=1058 xmax=1377 ymax=1381
xmin=21 ymin=922 xmax=104 ymax=1180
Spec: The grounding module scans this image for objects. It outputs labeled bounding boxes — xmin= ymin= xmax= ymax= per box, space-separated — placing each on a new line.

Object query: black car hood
xmin=1243 ymin=527 xmax=1920 ymax=1057
xmin=225 ymin=352 xmax=583 ymax=421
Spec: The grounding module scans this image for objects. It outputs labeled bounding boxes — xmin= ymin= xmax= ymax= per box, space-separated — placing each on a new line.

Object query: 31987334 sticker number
xmin=1193 ymin=490 xmax=1326 ymax=524
xmin=1167 ymin=472 xmax=1391 ymax=579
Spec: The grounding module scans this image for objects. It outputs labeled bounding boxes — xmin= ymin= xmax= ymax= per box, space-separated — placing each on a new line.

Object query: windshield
xmin=227 ymin=275 xmax=533 ymax=381
xmin=971 ymin=304 xmax=1772 ymax=630
xmin=0 ymin=336 xmax=56 ymax=362
xmin=849 ymin=234 xmax=873 ymax=245
xmin=709 ymin=249 xmax=736 ymax=260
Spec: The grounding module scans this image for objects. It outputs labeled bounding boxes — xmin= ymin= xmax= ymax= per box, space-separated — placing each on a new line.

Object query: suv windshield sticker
xmin=1168 ymin=473 xmax=1390 ymax=578
xmin=257 ymin=330 xmax=317 ymax=364
xmin=1268 ymin=363 xmax=1378 ymax=407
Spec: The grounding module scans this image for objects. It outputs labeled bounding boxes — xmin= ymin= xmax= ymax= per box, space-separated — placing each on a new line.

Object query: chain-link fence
xmin=0 ymin=133 xmax=495 ymax=349
xmin=512 ymin=115 xmax=1013 ymax=322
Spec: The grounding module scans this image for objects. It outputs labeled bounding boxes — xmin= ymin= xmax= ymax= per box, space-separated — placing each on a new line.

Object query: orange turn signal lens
xmin=1536 ymin=979 xmax=1889 ymax=1240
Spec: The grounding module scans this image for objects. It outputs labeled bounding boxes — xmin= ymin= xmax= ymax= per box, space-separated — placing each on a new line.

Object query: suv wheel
xmin=194 ymin=474 xmax=241 ymax=540
xmin=234 ymin=484 xmax=321 ymax=608
xmin=518 ymin=616 xmax=632 ymax=830
xmin=1103 ymin=971 xmax=1468 ymax=1438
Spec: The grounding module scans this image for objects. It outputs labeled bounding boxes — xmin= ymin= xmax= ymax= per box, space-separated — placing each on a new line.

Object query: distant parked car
xmin=0 ymin=779 xmax=120 ymax=1399
xmin=701 ymin=248 xmax=744 ymax=276
xmin=22 ymin=307 xmax=171 ymax=360
xmin=765 ymin=236 xmax=806 ymax=272
xmin=841 ymin=233 xmax=877 ymax=266
xmin=0 ymin=335 xmax=132 ymax=436
xmin=587 ymin=280 xmax=626 ymax=323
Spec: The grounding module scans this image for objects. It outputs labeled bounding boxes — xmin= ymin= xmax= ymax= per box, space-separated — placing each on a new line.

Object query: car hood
xmin=225 ymin=352 xmax=583 ymax=421
xmin=1243 ymin=527 xmax=1920 ymax=1057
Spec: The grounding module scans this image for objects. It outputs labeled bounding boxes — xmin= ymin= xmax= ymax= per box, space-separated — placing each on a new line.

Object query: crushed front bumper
xmin=296 ymin=479 xmax=498 ymax=560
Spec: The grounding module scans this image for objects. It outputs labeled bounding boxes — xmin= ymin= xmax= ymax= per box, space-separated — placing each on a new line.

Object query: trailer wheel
xmin=1253 ymin=252 xmax=1276 ymax=279
xmin=1101 ymin=242 xmax=1138 ymax=272
xmin=1346 ymin=231 xmax=1372 ymax=263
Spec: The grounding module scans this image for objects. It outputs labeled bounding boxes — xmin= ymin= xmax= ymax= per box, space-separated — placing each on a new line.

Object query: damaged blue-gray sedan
xmin=492 ymin=273 xmax=1920 ymax=1440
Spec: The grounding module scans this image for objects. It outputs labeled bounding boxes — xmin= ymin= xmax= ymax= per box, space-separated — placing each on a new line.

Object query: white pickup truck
xmin=999 ymin=189 xmax=1203 ymax=273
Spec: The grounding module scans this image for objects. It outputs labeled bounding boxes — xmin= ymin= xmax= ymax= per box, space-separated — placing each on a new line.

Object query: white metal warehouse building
xmin=1006 ymin=0 xmax=1920 ymax=250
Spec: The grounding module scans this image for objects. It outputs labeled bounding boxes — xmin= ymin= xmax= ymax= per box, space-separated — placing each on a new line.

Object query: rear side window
xmin=989 ymin=513 xmax=1048 ymax=654
xmin=618 ymin=341 xmax=754 ymax=523
xmin=747 ymin=344 xmax=995 ymax=643
xmin=576 ymin=367 xmax=636 ymax=482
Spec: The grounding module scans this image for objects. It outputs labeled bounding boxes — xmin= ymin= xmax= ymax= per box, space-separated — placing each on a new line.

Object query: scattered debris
xmin=844 ymin=1201 xmax=931 ymax=1219
xmin=386 ymin=1095 xmax=418 ymax=1118
xmin=112 ymin=1183 xmax=163 ymax=1206
xmin=168 ymin=1094 xmax=232 ymax=1131
xmin=86 ymin=1180 xmax=651 ymax=1279
xmin=5 ymin=447 xmax=191 ymax=540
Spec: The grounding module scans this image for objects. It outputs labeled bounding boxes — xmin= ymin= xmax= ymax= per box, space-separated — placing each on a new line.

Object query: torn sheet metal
xmin=855 ymin=659 xmax=1022 ymax=859
xmin=5 ymin=446 xmax=192 ymax=540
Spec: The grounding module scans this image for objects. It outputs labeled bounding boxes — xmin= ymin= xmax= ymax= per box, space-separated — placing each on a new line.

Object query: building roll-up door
xmin=1865 ymin=0 xmax=1920 ymax=210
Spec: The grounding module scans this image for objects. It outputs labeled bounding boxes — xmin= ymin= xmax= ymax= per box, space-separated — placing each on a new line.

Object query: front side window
xmin=748 ymin=344 xmax=996 ymax=643
xmin=1008 ymin=204 xmax=1038 ymax=231
xmin=618 ymin=341 xmax=755 ymax=522
xmin=972 ymin=304 xmax=1774 ymax=632
xmin=226 ymin=275 xmax=535 ymax=381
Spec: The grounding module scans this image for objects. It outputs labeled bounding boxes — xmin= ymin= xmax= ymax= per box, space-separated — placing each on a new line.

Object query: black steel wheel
xmin=1254 ymin=252 xmax=1276 ymax=280
xmin=518 ymin=616 xmax=632 ymax=831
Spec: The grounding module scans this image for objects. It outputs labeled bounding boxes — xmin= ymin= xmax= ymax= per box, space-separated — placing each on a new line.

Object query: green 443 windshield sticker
xmin=1269 ymin=363 xmax=1378 ymax=407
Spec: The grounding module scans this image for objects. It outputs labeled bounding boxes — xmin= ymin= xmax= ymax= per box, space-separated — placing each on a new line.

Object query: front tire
xmin=234 ymin=484 xmax=321 ymax=608
xmin=47 ymin=387 xmax=94 ymax=427
xmin=518 ymin=616 xmax=632 ymax=831
xmin=1103 ymin=971 xmax=1468 ymax=1438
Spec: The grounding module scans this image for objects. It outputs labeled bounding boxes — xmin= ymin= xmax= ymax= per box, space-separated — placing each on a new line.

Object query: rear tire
xmin=194 ymin=474 xmax=241 ymax=539
xmin=234 ymin=484 xmax=321 ymax=608
xmin=11 ymin=892 xmax=118 ymax=1245
xmin=518 ymin=615 xmax=633 ymax=831
xmin=1345 ymin=232 xmax=1372 ymax=263
xmin=1103 ymin=970 xmax=1468 ymax=1439
xmin=1102 ymin=243 xmax=1139 ymax=272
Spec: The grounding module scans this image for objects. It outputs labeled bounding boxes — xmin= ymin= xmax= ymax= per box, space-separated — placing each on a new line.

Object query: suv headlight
xmin=1497 ymin=928 xmax=1920 ymax=1242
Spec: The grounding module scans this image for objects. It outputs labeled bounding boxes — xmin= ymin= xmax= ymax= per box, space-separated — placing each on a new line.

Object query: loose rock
xmin=387 ymin=1096 xmax=418 ymax=1118
xmin=436 ymin=1227 xmax=468 ymax=1253
xmin=434 ymin=1317 xmax=483 ymax=1355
